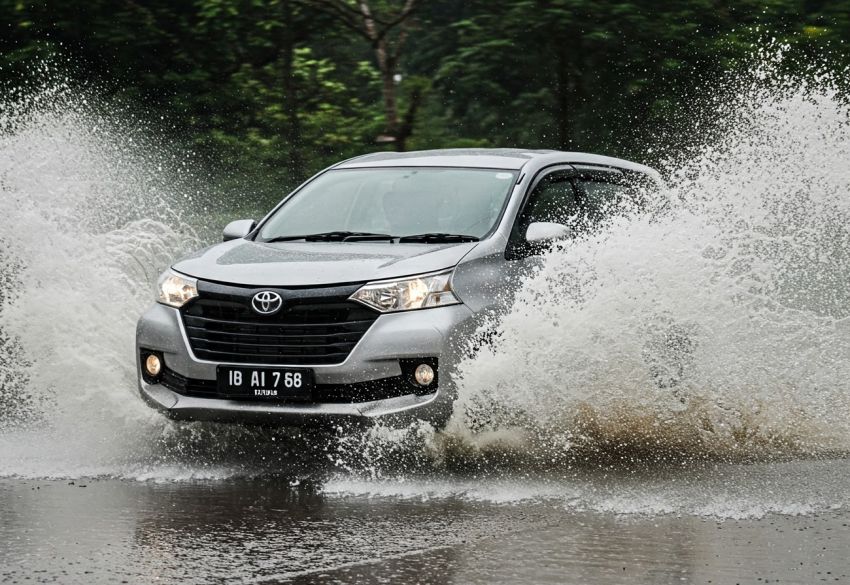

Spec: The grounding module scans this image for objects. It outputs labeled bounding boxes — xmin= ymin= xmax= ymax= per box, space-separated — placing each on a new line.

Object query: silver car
xmin=136 ymin=149 xmax=661 ymax=428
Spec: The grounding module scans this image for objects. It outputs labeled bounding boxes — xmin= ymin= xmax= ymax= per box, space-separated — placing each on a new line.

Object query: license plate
xmin=217 ymin=366 xmax=314 ymax=400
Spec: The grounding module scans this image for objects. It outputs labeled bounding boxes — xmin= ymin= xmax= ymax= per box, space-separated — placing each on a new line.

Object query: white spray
xmin=0 ymin=54 xmax=848 ymax=484
xmin=447 ymin=53 xmax=850 ymax=463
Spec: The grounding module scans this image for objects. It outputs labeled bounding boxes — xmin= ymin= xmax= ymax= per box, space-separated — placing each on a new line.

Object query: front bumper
xmin=139 ymin=382 xmax=446 ymax=426
xmin=136 ymin=302 xmax=475 ymax=426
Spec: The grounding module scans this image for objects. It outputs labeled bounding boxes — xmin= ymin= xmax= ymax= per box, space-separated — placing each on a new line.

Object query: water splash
xmin=0 ymin=70 xmax=352 ymax=480
xmin=445 ymin=51 xmax=850 ymax=464
xmin=0 ymin=53 xmax=849 ymax=498
xmin=0 ymin=70 xmax=206 ymax=472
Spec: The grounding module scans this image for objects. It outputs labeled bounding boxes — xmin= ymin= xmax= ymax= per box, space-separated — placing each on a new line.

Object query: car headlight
xmin=349 ymin=270 xmax=460 ymax=313
xmin=157 ymin=270 xmax=198 ymax=308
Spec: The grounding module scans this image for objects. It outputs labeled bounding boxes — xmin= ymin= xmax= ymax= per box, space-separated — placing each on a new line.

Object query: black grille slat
xmin=188 ymin=337 xmax=357 ymax=350
xmin=184 ymin=324 xmax=370 ymax=337
xmin=183 ymin=314 xmax=376 ymax=329
xmin=191 ymin=348 xmax=351 ymax=360
xmin=180 ymin=283 xmax=378 ymax=365
xmin=184 ymin=325 xmax=365 ymax=341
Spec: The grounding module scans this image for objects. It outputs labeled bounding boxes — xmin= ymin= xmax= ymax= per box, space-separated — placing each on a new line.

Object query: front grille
xmin=181 ymin=281 xmax=379 ymax=365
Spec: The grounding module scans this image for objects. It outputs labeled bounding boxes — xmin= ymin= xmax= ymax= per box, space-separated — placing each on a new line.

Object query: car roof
xmin=333 ymin=148 xmax=659 ymax=178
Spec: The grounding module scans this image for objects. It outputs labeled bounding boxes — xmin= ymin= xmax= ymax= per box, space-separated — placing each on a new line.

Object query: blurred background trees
xmin=1 ymin=0 xmax=848 ymax=201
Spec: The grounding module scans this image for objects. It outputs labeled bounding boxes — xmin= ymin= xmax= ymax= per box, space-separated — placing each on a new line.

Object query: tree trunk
xmin=281 ymin=1 xmax=305 ymax=180
xmin=357 ymin=0 xmax=416 ymax=151
xmin=312 ymin=0 xmax=416 ymax=150
xmin=376 ymin=41 xmax=401 ymax=147
xmin=396 ymin=82 xmax=424 ymax=152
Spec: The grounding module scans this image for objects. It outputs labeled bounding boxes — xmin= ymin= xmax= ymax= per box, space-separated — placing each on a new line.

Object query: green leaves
xmin=1 ymin=0 xmax=848 ymax=196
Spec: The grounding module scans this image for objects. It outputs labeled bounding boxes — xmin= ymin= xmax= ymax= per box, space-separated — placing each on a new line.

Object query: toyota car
xmin=136 ymin=149 xmax=661 ymax=428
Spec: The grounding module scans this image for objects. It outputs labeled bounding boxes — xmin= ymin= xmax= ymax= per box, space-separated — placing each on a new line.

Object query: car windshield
xmin=257 ymin=168 xmax=518 ymax=241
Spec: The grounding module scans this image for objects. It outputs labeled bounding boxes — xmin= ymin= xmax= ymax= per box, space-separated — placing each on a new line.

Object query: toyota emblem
xmin=251 ymin=291 xmax=283 ymax=315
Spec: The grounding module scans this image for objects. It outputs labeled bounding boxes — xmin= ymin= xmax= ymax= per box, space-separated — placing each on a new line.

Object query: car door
xmin=452 ymin=165 xmax=581 ymax=353
xmin=460 ymin=164 xmax=651 ymax=354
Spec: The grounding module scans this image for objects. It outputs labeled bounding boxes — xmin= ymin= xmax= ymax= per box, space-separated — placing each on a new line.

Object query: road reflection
xmin=2 ymin=463 xmax=849 ymax=584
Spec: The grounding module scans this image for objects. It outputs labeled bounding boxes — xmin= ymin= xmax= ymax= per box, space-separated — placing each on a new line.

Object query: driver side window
xmin=520 ymin=175 xmax=579 ymax=226
xmin=508 ymin=171 xmax=579 ymax=258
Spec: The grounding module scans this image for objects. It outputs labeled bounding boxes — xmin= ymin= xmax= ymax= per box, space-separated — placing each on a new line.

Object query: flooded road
xmin=3 ymin=55 xmax=850 ymax=585
xmin=2 ymin=458 xmax=850 ymax=584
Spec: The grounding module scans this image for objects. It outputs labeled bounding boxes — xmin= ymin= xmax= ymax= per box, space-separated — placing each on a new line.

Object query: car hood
xmin=171 ymin=239 xmax=479 ymax=286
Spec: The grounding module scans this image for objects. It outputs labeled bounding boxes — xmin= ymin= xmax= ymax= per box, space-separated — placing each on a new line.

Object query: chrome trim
xmin=349 ymin=267 xmax=455 ymax=287
xmin=251 ymin=290 xmax=284 ymax=315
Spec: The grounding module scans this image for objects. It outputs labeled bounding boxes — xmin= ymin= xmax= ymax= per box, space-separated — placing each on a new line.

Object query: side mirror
xmin=525 ymin=221 xmax=571 ymax=244
xmin=223 ymin=219 xmax=256 ymax=242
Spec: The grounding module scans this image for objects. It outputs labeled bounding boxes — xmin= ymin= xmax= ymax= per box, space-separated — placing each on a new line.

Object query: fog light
xmin=414 ymin=364 xmax=435 ymax=386
xmin=145 ymin=354 xmax=162 ymax=377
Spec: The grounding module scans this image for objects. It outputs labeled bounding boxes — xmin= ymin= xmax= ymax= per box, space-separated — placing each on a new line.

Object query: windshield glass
xmin=257 ymin=168 xmax=518 ymax=241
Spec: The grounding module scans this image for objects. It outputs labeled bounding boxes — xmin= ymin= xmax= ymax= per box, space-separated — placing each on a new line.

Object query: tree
xmin=306 ymin=0 xmax=421 ymax=150
xmin=2 ymin=0 xmax=848 ymax=184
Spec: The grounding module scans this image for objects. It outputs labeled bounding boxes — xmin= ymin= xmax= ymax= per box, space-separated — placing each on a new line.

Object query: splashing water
xmin=0 ymin=71 xmax=346 ymax=480
xmin=444 ymin=53 xmax=850 ymax=465
xmin=0 ymin=55 xmax=849 ymax=500
xmin=0 ymin=72 xmax=206 ymax=474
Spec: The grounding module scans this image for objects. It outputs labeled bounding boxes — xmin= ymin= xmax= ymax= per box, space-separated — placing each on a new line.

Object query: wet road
xmin=2 ymin=459 xmax=850 ymax=584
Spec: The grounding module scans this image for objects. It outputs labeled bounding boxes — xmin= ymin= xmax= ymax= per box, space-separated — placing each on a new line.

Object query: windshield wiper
xmin=397 ymin=233 xmax=480 ymax=243
xmin=264 ymin=231 xmax=479 ymax=244
xmin=264 ymin=231 xmax=395 ymax=243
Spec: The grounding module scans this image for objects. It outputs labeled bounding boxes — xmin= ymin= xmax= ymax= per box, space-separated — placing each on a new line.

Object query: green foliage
xmin=1 ymin=0 xmax=848 ymax=196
